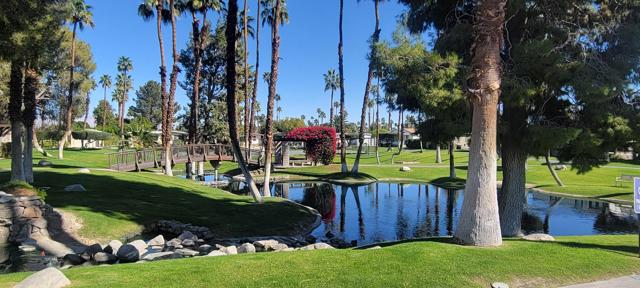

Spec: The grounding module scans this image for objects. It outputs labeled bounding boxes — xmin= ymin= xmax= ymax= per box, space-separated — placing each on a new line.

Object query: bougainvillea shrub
xmin=286 ymin=126 xmax=337 ymax=165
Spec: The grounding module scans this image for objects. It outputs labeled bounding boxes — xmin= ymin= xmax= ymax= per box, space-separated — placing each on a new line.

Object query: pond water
xmin=226 ymin=181 xmax=639 ymax=246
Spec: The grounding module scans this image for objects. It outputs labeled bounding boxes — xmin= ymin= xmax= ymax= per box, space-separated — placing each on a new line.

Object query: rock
xmin=63 ymin=184 xmax=86 ymax=192
xmin=166 ymin=238 xmax=182 ymax=248
xmin=299 ymin=244 xmax=315 ymax=251
xmin=367 ymin=246 xmax=382 ymax=250
xmin=253 ymin=240 xmax=279 ymax=252
xmin=238 ymin=243 xmax=256 ymax=254
xmin=220 ymin=246 xmax=237 ymax=255
xmin=275 ymin=248 xmax=295 ymax=252
xmin=206 ymin=250 xmax=226 ymax=257
xmin=142 ymin=251 xmax=182 ymax=261
xmin=400 ymin=166 xmax=412 ymax=172
xmin=198 ymin=244 xmax=214 ymax=254
xmin=181 ymin=239 xmax=195 ymax=247
xmin=127 ymin=240 xmax=148 ymax=255
xmin=84 ymin=243 xmax=103 ymax=258
xmin=78 ymin=168 xmax=91 ymax=174
xmin=313 ymin=243 xmax=334 ymax=250
xmin=93 ymin=252 xmax=117 ymax=264
xmin=115 ymin=244 xmax=140 ymax=263
xmin=175 ymin=248 xmax=199 ymax=257
xmin=522 ymin=233 xmax=555 ymax=242
xmin=14 ymin=267 xmax=70 ymax=288
xmin=554 ymin=165 xmax=567 ymax=171
xmin=147 ymin=235 xmax=165 ymax=247
xmin=62 ymin=254 xmax=85 ymax=266
xmin=178 ymin=231 xmax=197 ymax=241
xmin=37 ymin=160 xmax=52 ymax=167
xmin=104 ymin=240 xmax=122 ymax=255
xmin=491 ymin=282 xmax=509 ymax=288
xmin=268 ymin=243 xmax=289 ymax=252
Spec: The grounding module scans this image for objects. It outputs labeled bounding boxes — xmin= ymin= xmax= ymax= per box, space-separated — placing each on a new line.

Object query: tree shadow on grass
xmin=0 ymin=170 xmax=317 ymax=241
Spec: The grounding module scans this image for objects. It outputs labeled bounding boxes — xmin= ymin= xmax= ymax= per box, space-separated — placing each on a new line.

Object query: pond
xmin=226 ymin=181 xmax=639 ymax=246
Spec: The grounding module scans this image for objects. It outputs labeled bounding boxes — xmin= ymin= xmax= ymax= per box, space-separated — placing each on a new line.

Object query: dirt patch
xmin=4 ymin=187 xmax=38 ymax=197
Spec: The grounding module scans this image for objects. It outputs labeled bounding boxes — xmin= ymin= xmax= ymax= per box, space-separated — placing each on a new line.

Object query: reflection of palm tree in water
xmin=301 ymin=183 xmax=336 ymax=224
xmin=340 ymin=186 xmax=347 ymax=233
xmin=434 ymin=187 xmax=440 ymax=236
xmin=396 ymin=183 xmax=409 ymax=239
xmin=350 ymin=186 xmax=365 ymax=240
xmin=445 ymin=189 xmax=456 ymax=235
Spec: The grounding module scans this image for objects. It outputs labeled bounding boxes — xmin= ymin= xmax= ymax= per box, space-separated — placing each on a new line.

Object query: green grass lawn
xmin=0 ymin=157 xmax=316 ymax=242
xmin=1 ymin=235 xmax=640 ymax=287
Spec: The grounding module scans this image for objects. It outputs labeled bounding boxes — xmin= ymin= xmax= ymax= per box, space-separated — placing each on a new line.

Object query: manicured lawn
xmin=0 ymin=166 xmax=316 ymax=242
xmin=1 ymin=235 xmax=640 ymax=287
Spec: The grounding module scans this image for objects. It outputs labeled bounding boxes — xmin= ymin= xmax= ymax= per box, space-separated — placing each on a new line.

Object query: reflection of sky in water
xmin=265 ymin=182 xmax=638 ymax=246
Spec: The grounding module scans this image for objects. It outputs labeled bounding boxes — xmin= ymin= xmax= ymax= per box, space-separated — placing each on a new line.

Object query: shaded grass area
xmin=0 ymin=168 xmax=317 ymax=242
xmin=1 ymin=235 xmax=640 ymax=287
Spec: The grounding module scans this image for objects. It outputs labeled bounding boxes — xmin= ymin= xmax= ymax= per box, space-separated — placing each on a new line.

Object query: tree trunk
xmin=454 ymin=0 xmax=506 ymax=247
xmin=449 ymin=141 xmax=456 ymax=178
xmin=32 ymin=126 xmax=47 ymax=156
xmin=498 ymin=141 xmax=527 ymax=237
xmin=375 ymin=81 xmax=380 ymax=165
xmin=226 ymin=0 xmax=262 ymax=203
xmin=59 ymin=23 xmax=78 ymax=160
xmin=166 ymin=0 xmax=180 ymax=176
xmin=546 ymin=149 xmax=564 ymax=186
xmin=248 ymin=0 xmax=261 ymax=162
xmin=9 ymin=60 xmax=25 ymax=181
xmin=22 ymin=67 xmax=38 ymax=183
xmin=338 ymin=0 xmax=348 ymax=173
xmin=102 ymin=87 xmax=107 ymax=130
xmin=263 ymin=0 xmax=283 ymax=197
xmin=436 ymin=145 xmax=442 ymax=163
xmin=329 ymin=89 xmax=334 ymax=127
xmin=243 ymin=0 xmax=250 ymax=154
xmin=153 ymin=2 xmax=170 ymax=175
xmin=83 ymin=95 xmax=89 ymax=129
xmin=352 ymin=0 xmax=380 ymax=174
xmin=10 ymin=122 xmax=25 ymax=182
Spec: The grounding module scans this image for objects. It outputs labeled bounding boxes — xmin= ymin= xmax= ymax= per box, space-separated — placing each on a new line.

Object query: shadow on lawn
xmin=0 ymin=170 xmax=317 ymax=240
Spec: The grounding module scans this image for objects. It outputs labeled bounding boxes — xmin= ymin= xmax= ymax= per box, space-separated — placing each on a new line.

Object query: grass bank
xmin=1 ymin=235 xmax=639 ymax=287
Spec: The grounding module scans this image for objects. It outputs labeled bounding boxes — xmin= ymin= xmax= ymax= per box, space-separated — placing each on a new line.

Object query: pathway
xmin=561 ymin=275 xmax=640 ymax=288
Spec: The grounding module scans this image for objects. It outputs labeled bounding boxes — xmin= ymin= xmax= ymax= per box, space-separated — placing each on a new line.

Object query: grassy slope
xmin=0 ymin=150 xmax=316 ymax=242
xmin=1 ymin=235 xmax=640 ymax=287
xmin=279 ymin=149 xmax=639 ymax=202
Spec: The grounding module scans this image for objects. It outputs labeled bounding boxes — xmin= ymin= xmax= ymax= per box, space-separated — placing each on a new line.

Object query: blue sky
xmin=80 ymin=0 xmax=416 ymax=124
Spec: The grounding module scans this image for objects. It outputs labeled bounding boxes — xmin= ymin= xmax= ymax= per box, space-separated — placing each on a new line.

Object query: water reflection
xmin=226 ymin=181 xmax=639 ymax=246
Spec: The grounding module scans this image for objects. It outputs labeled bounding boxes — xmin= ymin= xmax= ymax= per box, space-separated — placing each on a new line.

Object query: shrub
xmin=72 ymin=130 xmax=112 ymax=141
xmin=286 ymin=126 xmax=337 ymax=165
xmin=405 ymin=139 xmax=425 ymax=149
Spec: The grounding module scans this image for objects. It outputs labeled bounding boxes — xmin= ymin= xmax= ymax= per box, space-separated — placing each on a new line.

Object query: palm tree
xmin=454 ymin=0 xmax=506 ymax=247
xmin=166 ymin=0 xmax=181 ymax=176
xmin=323 ymin=69 xmax=339 ymax=128
xmin=352 ymin=0 xmax=383 ymax=174
xmin=98 ymin=74 xmax=112 ymax=131
xmin=117 ymin=56 xmax=133 ymax=144
xmin=83 ymin=79 xmax=96 ymax=130
xmin=242 ymin=0 xmax=251 ymax=150
xmin=373 ymin=80 xmax=381 ymax=164
xmin=274 ymin=93 xmax=281 ymax=120
xmin=138 ymin=0 xmax=171 ymax=175
xmin=262 ymin=0 xmax=286 ymax=197
xmin=225 ymin=0 xmax=263 ymax=203
xmin=367 ymin=96 xmax=375 ymax=130
xmin=59 ymin=0 xmax=94 ymax=160
xmin=248 ymin=0 xmax=263 ymax=162
xmin=337 ymin=0 xmax=348 ymax=173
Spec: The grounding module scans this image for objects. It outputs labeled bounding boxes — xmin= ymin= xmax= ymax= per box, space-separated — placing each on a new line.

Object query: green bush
xmin=72 ymin=130 xmax=112 ymax=141
xmin=405 ymin=139 xmax=425 ymax=149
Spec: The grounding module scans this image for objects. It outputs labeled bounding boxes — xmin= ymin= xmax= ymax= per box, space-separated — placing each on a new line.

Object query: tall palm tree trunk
xmin=166 ymin=0 xmax=180 ymax=176
xmin=188 ymin=11 xmax=207 ymax=176
xmin=448 ymin=140 xmax=456 ymax=178
xmin=352 ymin=0 xmax=380 ymax=174
xmin=83 ymin=95 xmax=90 ymax=129
xmin=9 ymin=60 xmax=25 ymax=181
xmin=23 ymin=67 xmax=38 ymax=183
xmin=545 ymin=149 xmax=564 ymax=186
xmin=375 ymin=79 xmax=380 ymax=164
xmin=338 ymin=0 xmax=348 ymax=173
xmin=329 ymin=89 xmax=334 ymax=127
xmin=153 ymin=2 xmax=170 ymax=175
xmin=243 ymin=0 xmax=250 ymax=155
xmin=248 ymin=0 xmax=261 ymax=162
xmin=454 ymin=0 xmax=506 ymax=247
xmin=226 ymin=0 xmax=262 ymax=203
xmin=59 ymin=23 xmax=78 ymax=160
xmin=263 ymin=0 xmax=283 ymax=197
xmin=102 ymin=87 xmax=107 ymax=130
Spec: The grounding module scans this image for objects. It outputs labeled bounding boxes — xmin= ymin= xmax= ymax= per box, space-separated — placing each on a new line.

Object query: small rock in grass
xmin=238 ymin=243 xmax=256 ymax=254
xmin=299 ymin=244 xmax=315 ymax=251
xmin=93 ymin=252 xmax=117 ymax=265
xmin=313 ymin=243 xmax=334 ymax=250
xmin=491 ymin=282 xmax=509 ymax=288
xmin=367 ymin=246 xmax=382 ymax=250
xmin=206 ymin=250 xmax=226 ymax=257
xmin=253 ymin=240 xmax=278 ymax=252
xmin=522 ymin=233 xmax=555 ymax=242
xmin=63 ymin=184 xmax=86 ymax=192
xmin=37 ymin=160 xmax=52 ymax=167
xmin=147 ymin=235 xmax=165 ymax=247
xmin=268 ymin=243 xmax=289 ymax=252
xmin=78 ymin=168 xmax=91 ymax=174
xmin=400 ymin=166 xmax=411 ymax=172
xmin=15 ymin=267 xmax=70 ymax=288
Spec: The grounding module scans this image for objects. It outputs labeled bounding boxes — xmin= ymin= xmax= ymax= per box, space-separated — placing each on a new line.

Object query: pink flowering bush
xmin=286 ymin=126 xmax=337 ymax=165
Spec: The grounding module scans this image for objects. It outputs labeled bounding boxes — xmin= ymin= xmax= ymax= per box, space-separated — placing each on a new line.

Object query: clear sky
xmin=79 ymin=0 xmax=417 ymax=125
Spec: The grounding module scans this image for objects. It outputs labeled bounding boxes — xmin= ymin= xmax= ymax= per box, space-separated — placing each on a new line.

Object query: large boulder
xmin=313 ymin=243 xmax=334 ymax=250
xmin=142 ymin=251 xmax=182 ymax=261
xmin=522 ymin=233 xmax=555 ymax=242
xmin=15 ymin=267 xmax=70 ymax=288
xmin=206 ymin=250 xmax=226 ymax=257
xmin=269 ymin=243 xmax=289 ymax=252
xmin=63 ymin=184 xmax=86 ymax=192
xmin=220 ymin=246 xmax=237 ymax=255
xmin=198 ymin=244 xmax=214 ymax=254
xmin=174 ymin=248 xmax=199 ymax=257
xmin=115 ymin=244 xmax=140 ymax=263
xmin=253 ymin=240 xmax=279 ymax=252
xmin=62 ymin=254 xmax=85 ymax=266
xmin=93 ymin=252 xmax=117 ymax=265
xmin=181 ymin=239 xmax=195 ymax=247
xmin=104 ymin=240 xmax=123 ymax=255
xmin=238 ymin=243 xmax=256 ymax=254
xmin=147 ymin=235 xmax=165 ymax=247
xmin=127 ymin=240 xmax=148 ymax=255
